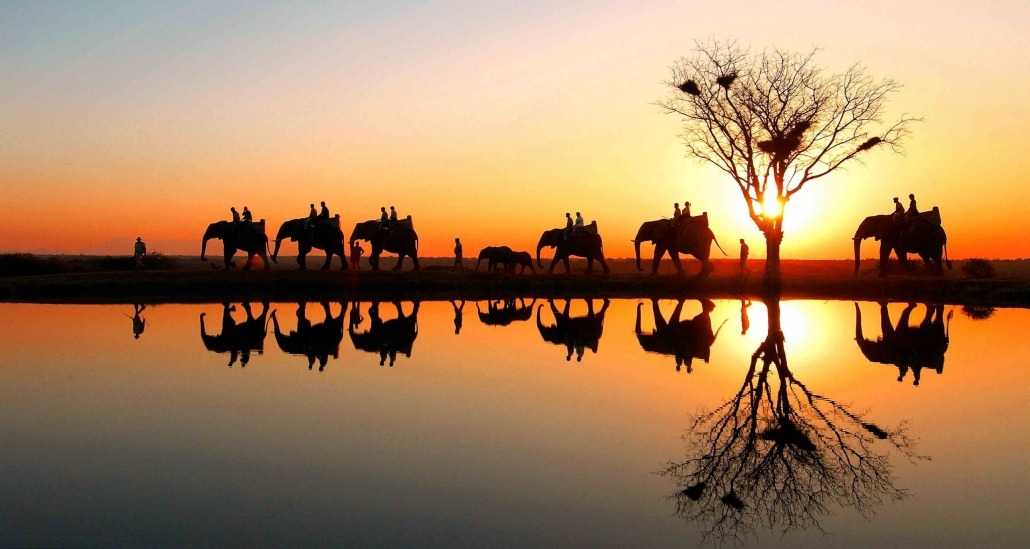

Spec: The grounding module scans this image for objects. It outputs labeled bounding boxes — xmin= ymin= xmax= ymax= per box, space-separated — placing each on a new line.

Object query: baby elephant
xmin=505 ymin=251 xmax=536 ymax=274
xmin=475 ymin=245 xmax=513 ymax=271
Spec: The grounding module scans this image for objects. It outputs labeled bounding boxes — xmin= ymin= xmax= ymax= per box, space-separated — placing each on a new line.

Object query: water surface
xmin=1 ymin=299 xmax=1028 ymax=547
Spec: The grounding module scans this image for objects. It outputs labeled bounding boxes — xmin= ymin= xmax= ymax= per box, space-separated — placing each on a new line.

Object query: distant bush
xmin=0 ymin=254 xmax=65 ymax=277
xmin=961 ymin=258 xmax=995 ymax=279
xmin=961 ymin=305 xmax=995 ymax=320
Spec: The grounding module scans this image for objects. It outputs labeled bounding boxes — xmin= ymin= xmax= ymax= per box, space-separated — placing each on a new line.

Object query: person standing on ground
xmin=133 ymin=237 xmax=147 ymax=271
xmin=350 ymin=241 xmax=364 ymax=270
xmin=739 ymin=238 xmax=749 ymax=275
xmin=453 ymin=237 xmax=464 ymax=271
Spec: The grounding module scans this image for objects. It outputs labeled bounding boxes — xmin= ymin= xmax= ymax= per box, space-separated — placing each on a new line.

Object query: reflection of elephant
xmin=271 ymin=302 xmax=345 ymax=371
xmin=853 ymin=208 xmax=952 ymax=276
xmin=348 ymin=301 xmax=420 ymax=366
xmin=635 ymin=299 xmax=722 ymax=373
xmin=536 ymin=299 xmax=610 ymax=361
xmin=633 ymin=214 xmax=725 ymax=275
xmin=475 ymin=246 xmax=513 ymax=271
xmin=201 ymin=220 xmax=271 ymax=270
xmin=477 ymin=298 xmax=536 ymax=326
xmin=200 ymin=302 xmax=269 ymax=367
xmin=271 ymin=217 xmax=347 ymax=271
xmin=855 ymin=302 xmax=951 ymax=386
xmin=349 ymin=219 xmax=420 ymax=271
xmin=535 ymin=223 xmax=610 ymax=274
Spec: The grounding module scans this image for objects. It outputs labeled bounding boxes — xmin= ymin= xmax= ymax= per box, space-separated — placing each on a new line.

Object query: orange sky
xmin=2 ymin=1 xmax=1028 ymax=259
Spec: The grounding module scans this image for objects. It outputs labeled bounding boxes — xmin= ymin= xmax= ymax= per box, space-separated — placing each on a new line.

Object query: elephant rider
xmin=906 ymin=194 xmax=919 ymax=222
xmin=304 ymin=203 xmax=318 ymax=236
xmin=574 ymin=212 xmax=585 ymax=233
xmin=231 ymin=207 xmax=240 ymax=224
xmin=673 ymin=203 xmax=681 ymax=218
xmin=319 ymin=201 xmax=330 ymax=220
xmin=563 ymin=212 xmax=574 ymax=240
xmin=892 ymin=197 xmax=905 ymax=223
xmin=389 ymin=206 xmax=398 ymax=222
xmin=241 ymin=206 xmax=253 ymax=223
xmin=683 ymin=201 xmax=692 ymax=217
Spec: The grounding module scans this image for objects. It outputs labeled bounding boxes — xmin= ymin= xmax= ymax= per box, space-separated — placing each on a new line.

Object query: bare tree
xmin=657 ymin=40 xmax=915 ymax=280
xmin=660 ymin=298 xmax=927 ymax=544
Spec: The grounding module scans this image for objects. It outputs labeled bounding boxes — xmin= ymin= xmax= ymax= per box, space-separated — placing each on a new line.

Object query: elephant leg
xmin=586 ymin=257 xmax=594 ymax=273
xmin=668 ymin=251 xmax=685 ymax=275
xmin=548 ymin=256 xmax=559 ymax=274
xmin=297 ymin=248 xmax=308 ymax=270
xmin=259 ymin=250 xmax=271 ymax=271
xmin=878 ymin=242 xmax=891 ymax=277
xmin=651 ymin=246 xmax=666 ymax=275
xmin=321 ymin=251 xmax=332 ymax=270
xmin=597 ymin=256 xmax=610 ymax=274
xmin=562 ymin=257 xmax=571 ymax=274
xmin=223 ymin=248 xmax=235 ymax=270
xmin=393 ymin=255 xmax=404 ymax=271
xmin=410 ymin=252 xmax=419 ymax=271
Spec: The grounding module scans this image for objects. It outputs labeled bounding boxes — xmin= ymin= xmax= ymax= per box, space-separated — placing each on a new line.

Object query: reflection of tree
xmin=662 ymin=297 xmax=925 ymax=544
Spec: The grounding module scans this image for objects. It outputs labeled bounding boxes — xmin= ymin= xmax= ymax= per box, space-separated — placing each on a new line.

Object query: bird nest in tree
xmin=857 ymin=137 xmax=882 ymax=151
xmin=715 ymin=71 xmax=737 ymax=89
xmin=678 ymin=79 xmax=700 ymax=96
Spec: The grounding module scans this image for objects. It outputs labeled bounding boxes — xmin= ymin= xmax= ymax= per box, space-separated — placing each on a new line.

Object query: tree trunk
xmin=763 ymin=226 xmax=783 ymax=283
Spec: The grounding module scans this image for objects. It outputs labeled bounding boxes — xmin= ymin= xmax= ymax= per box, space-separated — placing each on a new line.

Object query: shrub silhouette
xmin=961 ymin=258 xmax=995 ymax=279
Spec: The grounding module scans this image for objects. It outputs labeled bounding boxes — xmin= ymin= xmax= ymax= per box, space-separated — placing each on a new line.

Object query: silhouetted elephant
xmin=536 ymin=299 xmax=610 ymax=361
xmin=475 ymin=246 xmax=513 ymax=271
xmin=506 ymin=251 xmax=536 ymax=274
xmin=271 ymin=217 xmax=347 ymax=271
xmin=348 ymin=301 xmax=420 ymax=366
xmin=635 ymin=299 xmax=723 ymax=373
xmin=200 ymin=302 xmax=269 ymax=367
xmin=855 ymin=302 xmax=951 ymax=386
xmin=536 ymin=222 xmax=610 ymax=274
xmin=271 ymin=302 xmax=345 ymax=371
xmin=349 ymin=218 xmax=420 ymax=271
xmin=853 ymin=207 xmax=952 ymax=276
xmin=201 ymin=220 xmax=272 ymax=270
xmin=634 ymin=213 xmax=725 ymax=275
xmin=477 ymin=298 xmax=536 ymax=326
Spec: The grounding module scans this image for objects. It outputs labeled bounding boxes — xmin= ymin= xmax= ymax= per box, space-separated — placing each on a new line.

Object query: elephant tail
xmin=944 ymin=240 xmax=952 ymax=270
xmin=711 ymin=231 xmax=727 ymax=256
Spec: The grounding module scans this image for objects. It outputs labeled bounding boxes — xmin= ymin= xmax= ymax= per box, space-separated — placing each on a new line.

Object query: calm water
xmin=1 ymin=299 xmax=1028 ymax=548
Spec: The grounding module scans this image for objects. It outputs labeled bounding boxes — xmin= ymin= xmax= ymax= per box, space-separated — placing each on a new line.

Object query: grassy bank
xmin=1 ymin=255 xmax=1027 ymax=306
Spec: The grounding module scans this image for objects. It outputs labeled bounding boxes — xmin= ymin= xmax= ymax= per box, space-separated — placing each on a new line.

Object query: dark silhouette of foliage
xmin=960 ymin=305 xmax=996 ymax=321
xmin=961 ymin=258 xmax=995 ymax=279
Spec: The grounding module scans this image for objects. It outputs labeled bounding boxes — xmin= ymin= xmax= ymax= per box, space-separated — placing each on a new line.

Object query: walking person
xmin=453 ymin=237 xmax=464 ymax=271
xmin=133 ymin=236 xmax=147 ymax=271
xmin=350 ymin=241 xmax=364 ymax=270
xmin=739 ymin=238 xmax=749 ymax=275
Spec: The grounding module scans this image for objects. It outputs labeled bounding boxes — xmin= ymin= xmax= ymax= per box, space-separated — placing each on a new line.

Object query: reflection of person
xmin=740 ymin=299 xmax=751 ymax=335
xmin=450 ymin=300 xmax=465 ymax=334
xmin=131 ymin=304 xmax=147 ymax=339
xmin=453 ymin=238 xmax=464 ymax=271
xmin=133 ymin=237 xmax=147 ymax=271
xmin=739 ymin=239 xmax=749 ymax=275
xmin=350 ymin=241 xmax=364 ymax=269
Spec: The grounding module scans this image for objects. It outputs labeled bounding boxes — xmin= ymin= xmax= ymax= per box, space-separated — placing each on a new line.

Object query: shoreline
xmin=1 ymin=269 xmax=1026 ymax=307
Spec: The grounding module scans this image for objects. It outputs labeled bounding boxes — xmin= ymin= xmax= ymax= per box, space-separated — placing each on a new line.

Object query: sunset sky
xmin=2 ymin=1 xmax=1028 ymax=259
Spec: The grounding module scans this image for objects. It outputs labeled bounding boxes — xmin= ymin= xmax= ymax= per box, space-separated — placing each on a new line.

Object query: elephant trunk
xmin=536 ymin=239 xmax=547 ymax=268
xmin=634 ymin=238 xmax=643 ymax=271
xmin=853 ymin=237 xmax=862 ymax=275
xmin=272 ymin=235 xmax=284 ymax=262
xmin=635 ymin=302 xmax=643 ymax=334
xmin=201 ymin=227 xmax=214 ymax=261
